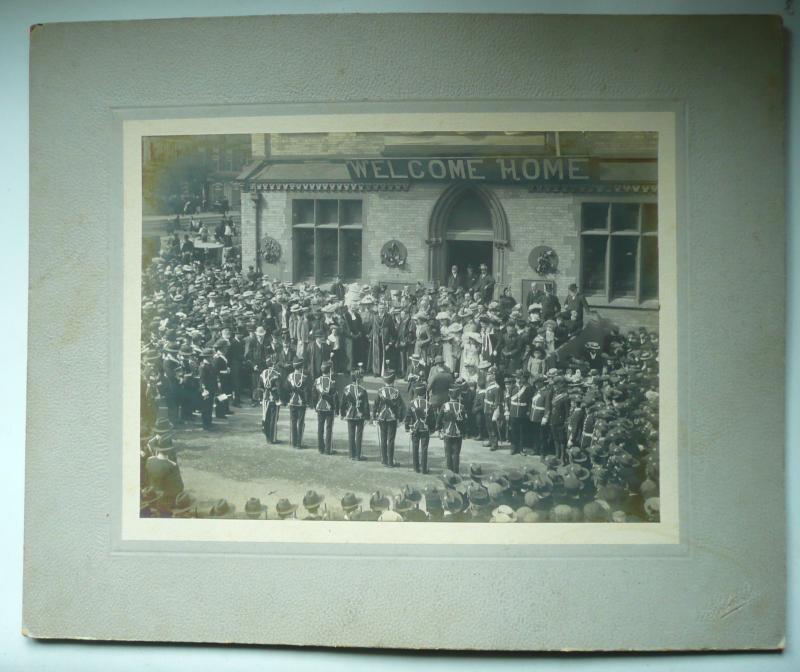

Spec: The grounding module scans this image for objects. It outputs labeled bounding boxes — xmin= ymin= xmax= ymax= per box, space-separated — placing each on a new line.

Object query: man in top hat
xmin=227 ymin=325 xmax=246 ymax=407
xmin=539 ymin=283 xmax=561 ymax=322
xmin=259 ymin=355 xmax=282 ymax=444
xmin=436 ymin=385 xmax=467 ymax=474
xmin=373 ymin=369 xmax=406 ymax=468
xmin=564 ymin=283 xmax=593 ymax=331
xmin=286 ymin=358 xmax=310 ymax=448
xmin=395 ymin=305 xmax=415 ymax=379
xmin=305 ymin=329 xmax=332 ymax=379
xmin=404 ymin=381 xmax=436 ymax=474
xmin=244 ymin=325 xmax=271 ymax=405
xmin=312 ymin=360 xmax=338 ymax=455
xmin=546 ymin=377 xmax=572 ymax=462
xmin=505 ymin=369 xmax=533 ymax=455
xmin=474 ymin=262 xmax=496 ymax=303
xmin=339 ymin=364 xmax=371 ymax=461
xmin=483 ymin=368 xmax=504 ymax=451
xmin=330 ymin=274 xmax=346 ymax=301
xmin=369 ymin=302 xmax=397 ymax=377
xmin=198 ymin=347 xmax=217 ymax=430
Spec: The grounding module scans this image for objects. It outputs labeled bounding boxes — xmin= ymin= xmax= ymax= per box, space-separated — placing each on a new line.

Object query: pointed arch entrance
xmin=426 ymin=183 xmax=510 ymax=289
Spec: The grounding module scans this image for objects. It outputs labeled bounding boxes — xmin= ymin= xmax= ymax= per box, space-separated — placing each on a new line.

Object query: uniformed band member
xmin=483 ymin=369 xmax=504 ymax=451
xmin=506 ymin=369 xmax=533 ymax=455
xmin=373 ymin=369 xmax=406 ymax=467
xmin=404 ymin=382 xmax=436 ymax=473
xmin=259 ymin=356 xmax=282 ymax=444
xmin=529 ymin=377 xmax=550 ymax=455
xmin=312 ymin=359 xmax=338 ymax=455
xmin=547 ymin=377 xmax=571 ymax=461
xmin=340 ymin=364 xmax=370 ymax=461
xmin=286 ymin=358 xmax=309 ymax=448
xmin=198 ymin=347 xmax=216 ymax=430
xmin=437 ymin=386 xmax=466 ymax=474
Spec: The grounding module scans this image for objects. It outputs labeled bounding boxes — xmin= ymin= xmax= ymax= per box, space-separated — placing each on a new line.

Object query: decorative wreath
xmin=533 ymin=247 xmax=559 ymax=276
xmin=380 ymin=240 xmax=407 ymax=269
xmin=261 ymin=236 xmax=282 ymax=264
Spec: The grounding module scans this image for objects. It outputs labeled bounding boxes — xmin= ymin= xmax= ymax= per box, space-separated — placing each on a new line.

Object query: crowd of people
xmin=139 ymin=248 xmax=661 ymax=523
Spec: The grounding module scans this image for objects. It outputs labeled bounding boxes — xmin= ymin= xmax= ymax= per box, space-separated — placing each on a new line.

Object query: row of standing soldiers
xmin=258 ymin=358 xmax=468 ymax=474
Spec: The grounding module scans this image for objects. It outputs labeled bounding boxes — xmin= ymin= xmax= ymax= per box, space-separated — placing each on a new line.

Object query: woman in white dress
xmin=460 ymin=316 xmax=482 ymax=382
xmin=442 ymin=320 xmax=462 ymax=374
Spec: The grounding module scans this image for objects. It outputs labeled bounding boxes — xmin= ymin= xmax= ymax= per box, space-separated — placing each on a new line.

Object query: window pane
xmin=340 ymin=229 xmax=362 ymax=280
xmin=641 ymin=236 xmax=659 ymax=300
xmin=581 ymin=236 xmax=607 ymax=294
xmin=316 ymin=199 xmax=338 ymax=225
xmin=611 ymin=237 xmax=638 ymax=299
xmin=293 ymin=199 xmax=314 ymax=225
xmin=611 ymin=203 xmax=640 ymax=231
xmin=340 ymin=199 xmax=363 ymax=225
xmin=317 ymin=229 xmax=339 ymax=282
xmin=581 ymin=203 xmax=609 ymax=231
xmin=293 ymin=228 xmax=315 ymax=281
xmin=642 ymin=203 xmax=658 ymax=233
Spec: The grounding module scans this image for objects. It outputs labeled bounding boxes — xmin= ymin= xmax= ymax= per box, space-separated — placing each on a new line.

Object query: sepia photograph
xmin=138 ymin=129 xmax=661 ymax=525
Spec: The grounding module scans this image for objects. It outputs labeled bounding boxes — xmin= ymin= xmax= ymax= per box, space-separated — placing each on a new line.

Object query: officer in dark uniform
xmin=405 ymin=354 xmax=429 ymax=398
xmin=312 ymin=360 xmax=338 ymax=454
xmin=529 ymin=377 xmax=549 ymax=456
xmin=259 ymin=356 xmax=282 ymax=444
xmin=198 ymin=347 xmax=216 ymax=430
xmin=483 ymin=369 xmax=504 ymax=451
xmin=404 ymin=382 xmax=436 ymax=474
xmin=505 ymin=369 xmax=533 ymax=455
xmin=436 ymin=386 xmax=466 ymax=474
xmin=547 ymin=377 xmax=571 ymax=462
xmin=286 ymin=358 xmax=309 ymax=448
xmin=373 ymin=369 xmax=406 ymax=467
xmin=161 ymin=342 xmax=182 ymax=425
xmin=340 ymin=364 xmax=370 ymax=461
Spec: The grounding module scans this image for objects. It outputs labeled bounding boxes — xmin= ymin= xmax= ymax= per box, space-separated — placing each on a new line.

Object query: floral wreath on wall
xmin=380 ymin=240 xmax=407 ymax=269
xmin=261 ymin=236 xmax=282 ymax=264
xmin=529 ymin=246 xmax=559 ymax=276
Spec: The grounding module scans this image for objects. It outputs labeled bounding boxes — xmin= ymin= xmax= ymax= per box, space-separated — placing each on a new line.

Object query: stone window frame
xmin=289 ymin=195 xmax=364 ymax=284
xmin=574 ymin=194 xmax=659 ymax=310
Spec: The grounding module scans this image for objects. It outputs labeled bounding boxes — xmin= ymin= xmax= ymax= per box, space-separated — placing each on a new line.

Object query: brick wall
xmin=238 ymin=185 xmax=659 ymax=333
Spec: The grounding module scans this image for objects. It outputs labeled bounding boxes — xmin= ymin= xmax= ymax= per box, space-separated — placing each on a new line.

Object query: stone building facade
xmin=238 ymin=132 xmax=659 ymax=331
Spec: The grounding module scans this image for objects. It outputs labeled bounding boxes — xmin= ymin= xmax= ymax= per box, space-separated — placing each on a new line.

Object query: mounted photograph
xmin=137 ymin=129 xmax=661 ymax=526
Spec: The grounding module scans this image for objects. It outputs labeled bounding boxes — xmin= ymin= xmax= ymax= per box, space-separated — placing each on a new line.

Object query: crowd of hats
xmin=141 ymin=462 xmax=659 ymax=522
xmin=139 ymin=246 xmax=660 ymax=523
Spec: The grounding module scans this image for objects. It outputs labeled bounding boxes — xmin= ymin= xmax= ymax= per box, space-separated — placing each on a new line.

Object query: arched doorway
xmin=427 ymin=183 xmax=510 ymax=289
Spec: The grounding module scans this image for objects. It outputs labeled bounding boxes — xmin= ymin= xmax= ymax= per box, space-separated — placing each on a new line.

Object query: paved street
xmin=171 ymin=377 xmax=540 ymax=518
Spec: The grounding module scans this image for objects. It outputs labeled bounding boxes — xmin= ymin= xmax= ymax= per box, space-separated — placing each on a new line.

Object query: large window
xmin=292 ymin=198 xmax=363 ymax=283
xmin=579 ymin=201 xmax=658 ymax=304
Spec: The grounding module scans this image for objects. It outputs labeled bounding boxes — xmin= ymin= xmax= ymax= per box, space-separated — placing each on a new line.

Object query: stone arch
xmin=426 ymin=183 xmax=510 ymax=288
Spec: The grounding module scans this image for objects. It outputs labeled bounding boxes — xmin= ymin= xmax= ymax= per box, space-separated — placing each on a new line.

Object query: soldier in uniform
xmin=312 ymin=359 xmax=338 ymax=455
xmin=259 ymin=356 xmax=282 ymax=444
xmin=286 ymin=358 xmax=309 ymax=448
xmin=198 ymin=347 xmax=217 ymax=430
xmin=161 ymin=342 xmax=182 ymax=425
xmin=483 ymin=369 xmax=504 ymax=451
xmin=529 ymin=377 xmax=549 ymax=456
xmin=436 ymin=386 xmax=466 ymax=474
xmin=404 ymin=382 xmax=436 ymax=474
xmin=373 ymin=369 xmax=406 ymax=467
xmin=505 ymin=369 xmax=533 ymax=455
xmin=340 ymin=364 xmax=370 ymax=461
xmin=405 ymin=354 xmax=429 ymax=398
xmin=547 ymin=377 xmax=572 ymax=462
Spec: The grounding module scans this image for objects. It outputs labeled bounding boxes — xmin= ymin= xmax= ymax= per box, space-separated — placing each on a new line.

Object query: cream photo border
xmin=121 ymin=110 xmax=679 ymax=545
